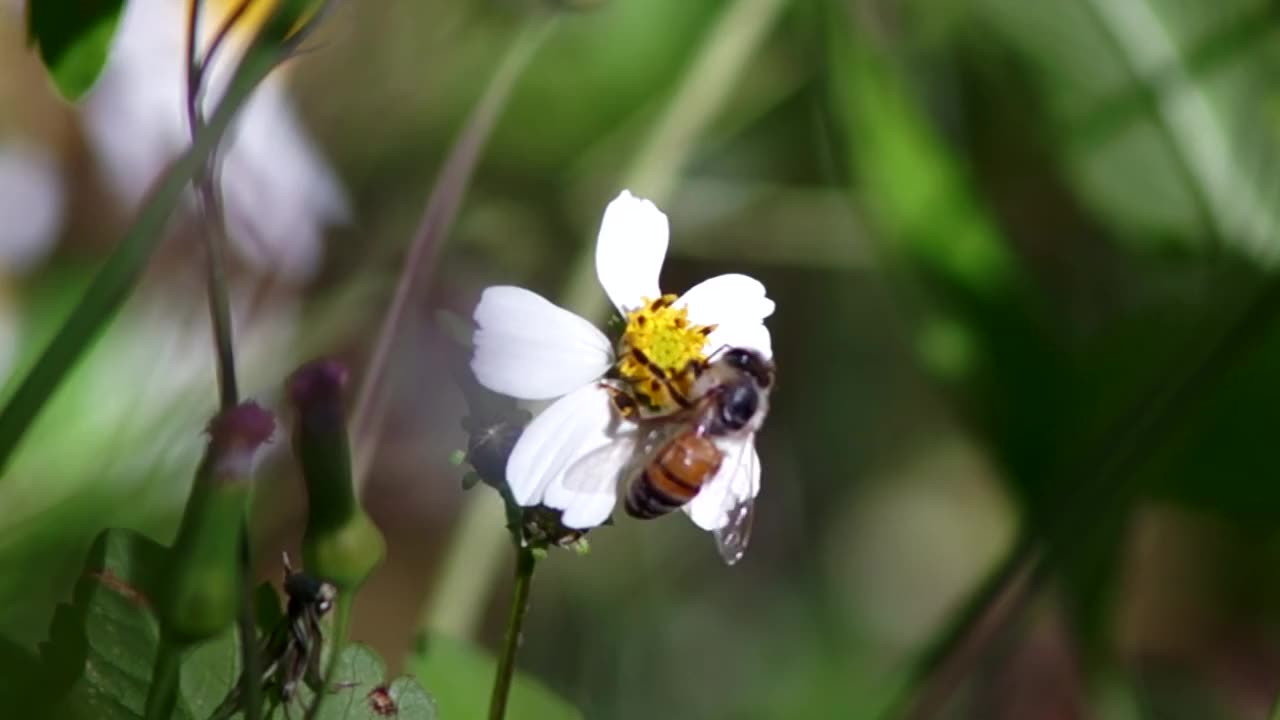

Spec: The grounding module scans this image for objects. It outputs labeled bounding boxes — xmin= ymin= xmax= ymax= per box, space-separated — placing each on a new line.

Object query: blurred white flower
xmin=0 ymin=141 xmax=65 ymax=274
xmin=469 ymin=190 xmax=774 ymax=529
xmin=81 ymin=0 xmax=349 ymax=280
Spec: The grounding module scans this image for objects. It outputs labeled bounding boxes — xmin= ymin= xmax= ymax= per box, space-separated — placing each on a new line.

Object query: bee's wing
xmin=683 ymin=433 xmax=761 ymax=565
xmin=560 ymin=434 xmax=639 ymax=494
xmin=550 ymin=420 xmax=663 ymax=528
xmin=714 ymin=440 xmax=759 ymax=566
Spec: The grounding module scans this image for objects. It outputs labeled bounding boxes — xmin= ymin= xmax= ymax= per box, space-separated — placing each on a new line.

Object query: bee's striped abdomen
xmin=626 ymin=434 xmax=722 ymax=519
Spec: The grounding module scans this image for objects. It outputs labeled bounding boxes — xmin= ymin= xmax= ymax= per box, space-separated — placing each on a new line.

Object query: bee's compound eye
xmin=721 ymin=384 xmax=759 ymax=429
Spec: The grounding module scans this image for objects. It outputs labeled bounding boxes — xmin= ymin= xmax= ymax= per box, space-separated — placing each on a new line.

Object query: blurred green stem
xmin=562 ymin=0 xmax=791 ymax=312
xmin=891 ymin=277 xmax=1280 ymax=719
xmin=187 ymin=0 xmax=239 ymax=412
xmin=422 ymin=0 xmax=790 ymax=641
xmin=350 ymin=14 xmax=560 ymax=495
xmin=143 ymin=638 xmax=183 ymax=720
xmin=186 ymin=1 xmax=262 ymax=717
xmin=487 ymin=547 xmax=536 ymax=720
xmin=0 ymin=9 xmax=286 ymax=478
xmin=303 ymin=594 xmax=354 ymax=720
xmin=236 ymin=524 xmax=262 ymax=720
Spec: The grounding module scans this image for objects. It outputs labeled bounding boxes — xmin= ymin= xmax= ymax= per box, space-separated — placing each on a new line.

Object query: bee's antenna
xmin=704 ymin=344 xmax=732 ymax=363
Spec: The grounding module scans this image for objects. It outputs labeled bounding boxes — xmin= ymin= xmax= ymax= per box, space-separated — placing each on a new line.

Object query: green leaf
xmin=34 ymin=529 xmax=433 ymax=720
xmin=181 ymin=628 xmax=240 ymax=718
xmin=276 ymin=644 xmax=438 ymax=720
xmin=26 ymin=0 xmax=125 ymax=101
xmin=38 ymin=528 xmax=175 ymax=719
xmin=33 ymin=527 xmax=238 ymax=719
xmin=409 ymin=633 xmax=581 ymax=720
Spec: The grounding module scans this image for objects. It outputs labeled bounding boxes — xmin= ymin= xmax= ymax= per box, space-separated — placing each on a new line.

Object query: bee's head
xmin=720 ymin=347 xmax=774 ymax=389
xmin=719 ymin=382 xmax=760 ymax=430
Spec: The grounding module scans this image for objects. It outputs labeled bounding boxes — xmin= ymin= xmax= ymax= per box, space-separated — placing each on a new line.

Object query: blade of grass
xmin=820 ymin=0 xmax=1280 ymax=714
xmin=1082 ymin=0 xmax=1279 ymax=260
xmin=843 ymin=0 xmax=1280 ymax=708
xmin=0 ymin=17 xmax=292 ymax=478
xmin=350 ymin=14 xmax=561 ymax=496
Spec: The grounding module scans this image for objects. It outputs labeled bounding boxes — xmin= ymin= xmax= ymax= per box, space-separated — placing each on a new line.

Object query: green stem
xmin=303 ymin=593 xmax=354 ymax=720
xmin=187 ymin=1 xmax=255 ymax=714
xmin=187 ymin=0 xmax=240 ymax=409
xmin=0 ymin=22 xmax=284 ymax=478
xmin=201 ymin=183 xmax=239 ymax=408
xmin=237 ymin=520 xmax=262 ymax=720
xmin=143 ymin=638 xmax=184 ymax=720
xmin=330 ymin=593 xmax=354 ymax=666
xmin=487 ymin=548 xmax=536 ymax=720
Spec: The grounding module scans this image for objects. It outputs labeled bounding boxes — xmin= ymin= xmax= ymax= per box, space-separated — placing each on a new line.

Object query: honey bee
xmin=564 ymin=346 xmax=774 ymax=565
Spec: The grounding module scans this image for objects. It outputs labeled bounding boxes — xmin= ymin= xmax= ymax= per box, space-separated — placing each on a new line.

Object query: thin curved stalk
xmin=487 ymin=548 xmax=537 ymax=720
xmin=350 ymin=15 xmax=560 ymax=495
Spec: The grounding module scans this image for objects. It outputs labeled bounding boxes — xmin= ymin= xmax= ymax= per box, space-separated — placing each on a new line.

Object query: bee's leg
xmin=628 ymin=347 xmax=667 ymax=380
xmin=600 ymin=382 xmax=641 ymax=419
xmin=666 ymin=378 xmax=692 ymax=409
xmin=628 ymin=348 xmax=693 ymax=410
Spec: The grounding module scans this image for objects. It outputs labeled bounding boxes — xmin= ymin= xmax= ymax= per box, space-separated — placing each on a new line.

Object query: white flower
xmin=0 ymin=141 xmax=65 ymax=274
xmin=469 ymin=190 xmax=775 ymax=531
xmin=80 ymin=0 xmax=349 ymax=281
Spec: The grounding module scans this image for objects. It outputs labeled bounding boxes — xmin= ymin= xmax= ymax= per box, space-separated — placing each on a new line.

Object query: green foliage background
xmin=5 ymin=0 xmax=1280 ymax=717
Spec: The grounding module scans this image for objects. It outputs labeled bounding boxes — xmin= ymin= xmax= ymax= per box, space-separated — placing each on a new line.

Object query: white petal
xmin=685 ymin=441 xmax=760 ymax=531
xmin=215 ymin=78 xmax=350 ymax=280
xmin=82 ymin=0 xmax=188 ymax=214
xmin=705 ymin=323 xmax=773 ymax=360
xmin=595 ymin=190 xmax=668 ymax=315
xmin=504 ymin=384 xmax=618 ymax=517
xmin=676 ymin=273 xmax=775 ymax=328
xmin=472 ymin=286 xmax=614 ymax=400
xmin=548 ymin=428 xmax=640 ymax=528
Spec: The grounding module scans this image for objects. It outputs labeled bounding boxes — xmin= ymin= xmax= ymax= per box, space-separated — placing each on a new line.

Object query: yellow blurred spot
xmin=200 ymin=0 xmax=315 ymax=42
xmin=202 ymin=0 xmax=277 ymax=36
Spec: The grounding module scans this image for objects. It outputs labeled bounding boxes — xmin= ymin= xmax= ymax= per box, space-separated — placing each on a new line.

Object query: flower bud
xmin=288 ymin=359 xmax=385 ymax=591
xmin=161 ymin=402 xmax=274 ymax=644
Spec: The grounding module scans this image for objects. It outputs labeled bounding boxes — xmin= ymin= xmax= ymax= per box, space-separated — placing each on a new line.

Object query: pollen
xmin=616 ymin=295 xmax=714 ymax=411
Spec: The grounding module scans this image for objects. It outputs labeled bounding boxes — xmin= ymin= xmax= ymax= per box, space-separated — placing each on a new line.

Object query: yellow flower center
xmin=616 ymin=294 xmax=715 ymax=412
